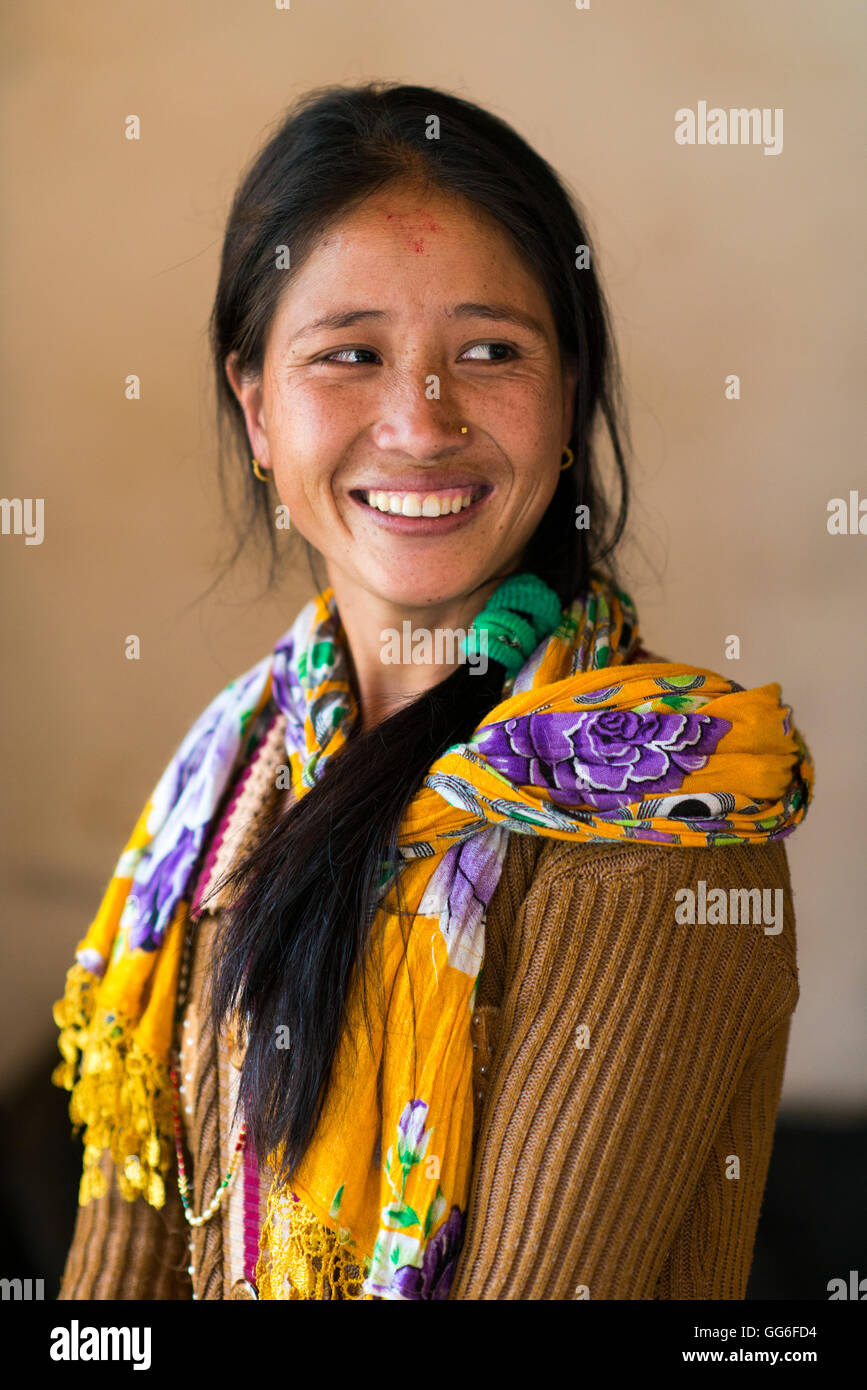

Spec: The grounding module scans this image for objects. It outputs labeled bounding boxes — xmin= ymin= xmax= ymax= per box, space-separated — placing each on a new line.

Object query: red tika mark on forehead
xmin=385 ymin=209 xmax=444 ymax=251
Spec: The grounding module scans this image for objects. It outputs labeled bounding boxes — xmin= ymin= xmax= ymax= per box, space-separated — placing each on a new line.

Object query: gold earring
xmin=251 ymin=457 xmax=269 ymax=482
xmin=560 ymin=447 xmax=574 ymax=471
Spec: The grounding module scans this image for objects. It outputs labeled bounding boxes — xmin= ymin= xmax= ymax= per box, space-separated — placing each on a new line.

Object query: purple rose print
xmin=396 ymin=1100 xmax=431 ymax=1166
xmin=127 ymin=824 xmax=199 ymax=951
xmin=417 ymin=829 xmax=508 ymax=974
xmin=391 ymin=1206 xmax=465 ymax=1301
xmin=165 ymin=718 xmax=219 ymax=810
xmin=476 ymin=709 xmax=730 ymax=811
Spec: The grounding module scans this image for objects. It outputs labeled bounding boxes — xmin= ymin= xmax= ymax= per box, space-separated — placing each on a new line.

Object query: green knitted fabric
xmin=461 ymin=573 xmax=563 ymax=675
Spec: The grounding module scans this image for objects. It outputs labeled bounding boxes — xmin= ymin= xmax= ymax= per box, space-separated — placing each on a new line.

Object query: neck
xmin=324 ymin=574 xmax=505 ymax=733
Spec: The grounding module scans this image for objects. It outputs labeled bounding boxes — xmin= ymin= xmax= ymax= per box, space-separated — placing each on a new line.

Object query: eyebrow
xmin=290 ymin=302 xmax=548 ymax=341
xmin=448 ymin=302 xmax=548 ymax=338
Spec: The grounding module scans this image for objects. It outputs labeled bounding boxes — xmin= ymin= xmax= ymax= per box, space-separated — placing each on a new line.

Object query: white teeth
xmin=363 ymin=489 xmax=479 ymax=515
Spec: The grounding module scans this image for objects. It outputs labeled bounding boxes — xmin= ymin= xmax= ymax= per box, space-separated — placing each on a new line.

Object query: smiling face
xmin=226 ymin=180 xmax=577 ymax=614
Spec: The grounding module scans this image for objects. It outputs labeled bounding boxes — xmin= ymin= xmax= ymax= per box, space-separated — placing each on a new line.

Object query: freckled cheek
xmin=486 ymin=405 xmax=560 ymax=477
xmin=263 ymin=406 xmax=348 ymax=525
xmin=270 ymin=385 xmax=350 ymax=443
xmin=270 ymin=392 xmax=351 ymax=472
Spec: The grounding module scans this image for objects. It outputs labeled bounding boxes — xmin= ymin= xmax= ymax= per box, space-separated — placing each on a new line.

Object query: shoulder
xmin=526 ymin=833 xmax=793 ymax=897
xmin=492 ymin=832 xmax=798 ymax=1003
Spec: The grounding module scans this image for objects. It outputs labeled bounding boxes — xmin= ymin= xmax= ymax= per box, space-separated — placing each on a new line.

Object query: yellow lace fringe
xmin=54 ymin=963 xmax=374 ymax=1298
xmin=256 ymin=1187 xmax=374 ymax=1300
xmin=52 ymin=962 xmax=173 ymax=1209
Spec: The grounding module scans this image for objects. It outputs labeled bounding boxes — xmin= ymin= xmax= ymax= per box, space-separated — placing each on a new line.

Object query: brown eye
xmin=459 ymin=343 xmax=516 ymax=361
xmin=319 ymin=348 xmax=380 ymax=364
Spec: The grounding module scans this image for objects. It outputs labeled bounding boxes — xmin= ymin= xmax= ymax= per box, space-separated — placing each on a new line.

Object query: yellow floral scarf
xmin=53 ymin=572 xmax=813 ymax=1299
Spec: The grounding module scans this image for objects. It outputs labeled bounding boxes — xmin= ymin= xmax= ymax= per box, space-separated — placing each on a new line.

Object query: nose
xmin=370 ymin=367 xmax=467 ymax=461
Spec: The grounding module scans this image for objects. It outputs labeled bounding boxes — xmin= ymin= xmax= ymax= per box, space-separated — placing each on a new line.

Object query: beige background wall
xmin=1 ymin=0 xmax=864 ymax=1110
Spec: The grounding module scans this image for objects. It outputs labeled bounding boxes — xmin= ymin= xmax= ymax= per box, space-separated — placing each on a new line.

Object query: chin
xmin=371 ymin=570 xmax=480 ymax=610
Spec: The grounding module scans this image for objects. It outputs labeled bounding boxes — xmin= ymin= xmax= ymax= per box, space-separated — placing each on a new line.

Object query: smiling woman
xmin=224 ymin=176 xmax=580 ymax=725
xmin=53 ymin=81 xmax=813 ymax=1302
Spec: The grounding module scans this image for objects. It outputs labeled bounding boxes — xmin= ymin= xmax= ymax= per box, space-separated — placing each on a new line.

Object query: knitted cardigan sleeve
xmin=57 ymin=1147 xmax=192 ymax=1300
xmin=448 ymin=837 xmax=799 ymax=1300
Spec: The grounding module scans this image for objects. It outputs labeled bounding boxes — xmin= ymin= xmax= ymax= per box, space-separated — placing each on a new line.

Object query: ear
xmin=560 ymin=352 xmax=579 ymax=449
xmin=225 ymin=352 xmax=270 ymax=467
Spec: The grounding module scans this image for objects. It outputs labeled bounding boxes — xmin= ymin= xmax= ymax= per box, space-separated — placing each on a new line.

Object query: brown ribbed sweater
xmin=58 ymin=711 xmax=799 ymax=1301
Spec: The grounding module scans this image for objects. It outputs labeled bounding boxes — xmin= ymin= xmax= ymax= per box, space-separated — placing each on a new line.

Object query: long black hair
xmin=208 ymin=82 xmax=631 ymax=1182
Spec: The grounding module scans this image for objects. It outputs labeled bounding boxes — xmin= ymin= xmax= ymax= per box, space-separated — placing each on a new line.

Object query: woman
xmin=53 ymin=82 xmax=813 ymax=1301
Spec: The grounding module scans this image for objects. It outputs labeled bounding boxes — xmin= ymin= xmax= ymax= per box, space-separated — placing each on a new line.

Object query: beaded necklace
xmin=170 ymin=912 xmax=247 ymax=1298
